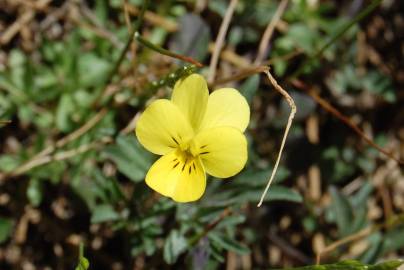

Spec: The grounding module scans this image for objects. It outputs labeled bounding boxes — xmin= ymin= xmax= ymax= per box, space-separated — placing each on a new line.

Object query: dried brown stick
xmin=258 ymin=70 xmax=296 ymax=207
xmin=0 ymin=0 xmax=51 ymax=45
xmin=1 ymin=137 xmax=112 ymax=180
xmin=125 ymin=3 xmax=178 ymax=32
xmin=291 ymin=79 xmax=404 ymax=165
xmin=254 ymin=0 xmax=289 ymax=65
xmin=210 ymin=66 xmax=269 ymax=87
xmin=316 ymin=213 xmax=404 ymax=264
xmin=316 ymin=227 xmax=372 ymax=264
xmin=208 ymin=0 xmax=238 ymax=83
xmin=0 ymin=109 xmax=108 ymax=181
xmin=268 ymin=229 xmax=312 ymax=264
xmin=210 ymin=51 xmax=304 ymax=86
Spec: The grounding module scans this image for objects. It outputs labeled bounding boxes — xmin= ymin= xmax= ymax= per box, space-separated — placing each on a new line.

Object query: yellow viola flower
xmin=135 ymin=74 xmax=250 ymax=202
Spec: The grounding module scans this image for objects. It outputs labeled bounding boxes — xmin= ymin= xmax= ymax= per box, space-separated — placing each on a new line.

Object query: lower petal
xmin=145 ymin=150 xmax=206 ymax=202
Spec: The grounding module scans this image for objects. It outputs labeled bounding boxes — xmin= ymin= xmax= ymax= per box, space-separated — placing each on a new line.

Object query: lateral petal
xmin=193 ymin=127 xmax=247 ymax=178
xmin=145 ymin=150 xmax=206 ymax=202
xmin=171 ymin=74 xmax=209 ymax=131
xmin=135 ymin=99 xmax=194 ymax=155
xmin=199 ymin=88 xmax=250 ymax=132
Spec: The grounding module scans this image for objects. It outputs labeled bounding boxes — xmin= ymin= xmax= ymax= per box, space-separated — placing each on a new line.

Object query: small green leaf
xmin=78 ymin=53 xmax=110 ymax=87
xmin=0 ymin=217 xmax=13 ymax=244
xmin=91 ymin=204 xmax=120 ymax=223
xmin=75 ymin=257 xmax=89 ymax=270
xmin=0 ymin=155 xmax=21 ymax=173
xmin=27 ymin=178 xmax=43 ymax=207
xmin=209 ymin=233 xmax=250 ymax=255
xmin=169 ymin=14 xmax=210 ymax=61
xmin=329 ymin=186 xmax=354 ymax=236
xmin=369 ymin=260 xmax=404 ymax=270
xmin=381 ymin=226 xmax=404 ymax=255
xmin=75 ymin=243 xmax=90 ymax=270
xmin=103 ymin=135 xmax=153 ymax=182
xmin=163 ymin=230 xmax=188 ymax=264
xmin=56 ymin=93 xmax=75 ymax=132
xmin=239 ymin=75 xmax=260 ymax=104
xmin=264 ymin=186 xmax=303 ymax=202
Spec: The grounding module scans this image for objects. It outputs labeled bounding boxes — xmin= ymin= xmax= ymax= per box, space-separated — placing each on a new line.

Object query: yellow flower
xmin=135 ymin=74 xmax=250 ymax=202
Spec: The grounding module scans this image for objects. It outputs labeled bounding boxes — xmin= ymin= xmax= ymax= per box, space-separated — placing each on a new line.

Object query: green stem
xmin=291 ymin=0 xmax=382 ymax=78
xmin=135 ymin=32 xmax=203 ymax=67
xmin=79 ymin=242 xmax=84 ymax=258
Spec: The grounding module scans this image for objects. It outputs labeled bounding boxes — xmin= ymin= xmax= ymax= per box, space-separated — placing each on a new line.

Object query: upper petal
xmin=135 ymin=99 xmax=194 ymax=155
xmin=199 ymin=88 xmax=250 ymax=132
xmin=192 ymin=127 xmax=248 ymax=178
xmin=145 ymin=150 xmax=206 ymax=202
xmin=171 ymin=74 xmax=209 ymax=131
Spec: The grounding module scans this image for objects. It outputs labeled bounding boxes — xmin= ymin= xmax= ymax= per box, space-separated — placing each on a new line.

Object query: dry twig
xmin=0 ymin=0 xmax=51 ymax=45
xmin=254 ymin=0 xmax=289 ymax=65
xmin=315 ymin=213 xmax=404 ymax=264
xmin=0 ymin=137 xmax=112 ymax=180
xmin=258 ymin=70 xmax=296 ymax=207
xmin=208 ymin=0 xmax=238 ymax=83
xmin=291 ymin=79 xmax=404 ymax=165
xmin=0 ymin=109 xmax=108 ymax=181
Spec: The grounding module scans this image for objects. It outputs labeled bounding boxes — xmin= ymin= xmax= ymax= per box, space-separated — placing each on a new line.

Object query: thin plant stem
xmin=188 ymin=208 xmax=232 ymax=246
xmin=134 ymin=32 xmax=203 ymax=67
xmin=79 ymin=242 xmax=84 ymax=258
xmin=291 ymin=79 xmax=403 ymax=165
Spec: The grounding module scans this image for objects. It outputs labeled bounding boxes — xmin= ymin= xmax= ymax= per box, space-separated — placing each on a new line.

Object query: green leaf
xmin=0 ymin=217 xmax=13 ymax=244
xmin=103 ymin=135 xmax=153 ymax=182
xmin=75 ymin=256 xmax=89 ymax=270
xmin=381 ymin=226 xmax=404 ymax=255
xmin=75 ymin=243 xmax=90 ymax=270
xmin=239 ymin=75 xmax=260 ymax=104
xmin=0 ymin=154 xmax=21 ymax=173
xmin=78 ymin=53 xmax=110 ymax=88
xmin=358 ymin=232 xmax=382 ymax=264
xmin=169 ymin=14 xmax=210 ymax=61
xmin=163 ymin=230 xmax=188 ymax=264
xmin=56 ymin=93 xmax=75 ymax=132
xmin=27 ymin=178 xmax=43 ymax=207
xmin=91 ymin=204 xmax=120 ymax=223
xmin=252 ymin=186 xmax=303 ymax=203
xmin=369 ymin=260 xmax=404 ymax=270
xmin=208 ymin=233 xmax=250 ymax=255
xmin=329 ymin=186 xmax=354 ymax=236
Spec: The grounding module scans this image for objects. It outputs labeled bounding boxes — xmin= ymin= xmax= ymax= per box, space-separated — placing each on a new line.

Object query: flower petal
xmin=145 ymin=150 xmax=206 ymax=202
xmin=171 ymin=74 xmax=209 ymax=131
xmin=199 ymin=88 xmax=250 ymax=132
xmin=192 ymin=127 xmax=247 ymax=178
xmin=135 ymin=99 xmax=194 ymax=155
